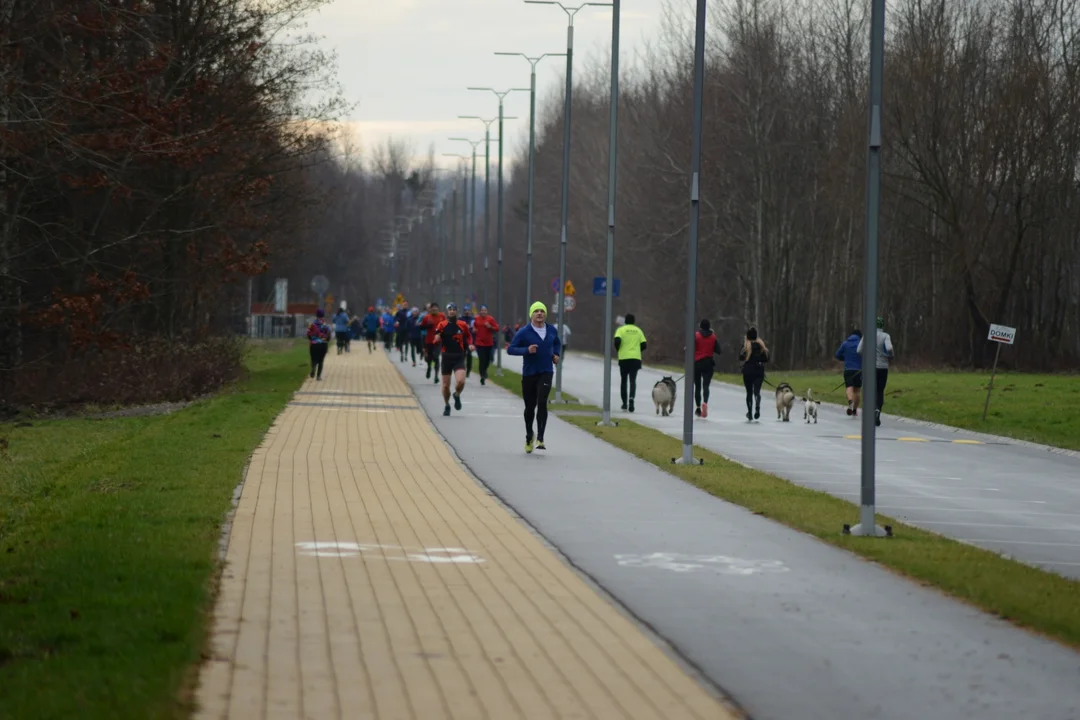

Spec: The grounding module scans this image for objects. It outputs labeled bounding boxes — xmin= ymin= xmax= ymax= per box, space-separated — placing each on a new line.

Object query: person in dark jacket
xmin=738 ymin=326 xmax=769 ymax=421
xmin=506 ymin=301 xmax=562 ymax=453
xmin=835 ymin=326 xmax=863 ymax=417
xmin=406 ymin=307 xmax=423 ymax=367
xmin=693 ymin=319 xmax=722 ymax=418
xmin=305 ymin=308 xmax=332 ymax=380
xmin=394 ymin=305 xmax=410 ymax=362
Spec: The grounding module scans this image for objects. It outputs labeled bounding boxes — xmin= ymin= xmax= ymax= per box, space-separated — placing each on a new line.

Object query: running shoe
xmin=701 ymin=402 xmax=708 ymax=418
xmin=525 ymin=438 xmax=534 ymax=454
xmin=443 ymin=404 xmax=451 ymax=416
xmin=535 ymin=440 xmax=546 ymax=451
xmin=453 ymin=392 xmax=462 ymax=411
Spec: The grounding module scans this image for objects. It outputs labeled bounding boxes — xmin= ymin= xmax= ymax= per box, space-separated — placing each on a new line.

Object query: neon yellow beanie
xmin=529 ymin=301 xmax=547 ymax=316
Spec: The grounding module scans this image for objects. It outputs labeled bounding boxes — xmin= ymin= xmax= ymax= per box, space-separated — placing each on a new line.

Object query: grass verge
xmin=0 ymin=339 xmax=309 ymax=720
xmin=554 ymin=413 xmax=1080 ymax=650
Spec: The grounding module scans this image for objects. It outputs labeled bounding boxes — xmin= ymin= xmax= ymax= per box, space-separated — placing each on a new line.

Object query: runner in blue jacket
xmin=506 ymin=301 xmax=562 ymax=453
xmin=834 ymin=327 xmax=863 ymax=417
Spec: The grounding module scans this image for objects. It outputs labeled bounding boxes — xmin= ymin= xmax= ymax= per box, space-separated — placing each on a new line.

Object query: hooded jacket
xmin=835 ymin=333 xmax=863 ymax=371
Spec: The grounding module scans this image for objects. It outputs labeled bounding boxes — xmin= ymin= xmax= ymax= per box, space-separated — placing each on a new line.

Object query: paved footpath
xmin=193 ymin=346 xmax=738 ymax=720
xmin=553 ymin=353 xmax=1080 ymax=579
xmin=398 ymin=353 xmax=1080 ymax=720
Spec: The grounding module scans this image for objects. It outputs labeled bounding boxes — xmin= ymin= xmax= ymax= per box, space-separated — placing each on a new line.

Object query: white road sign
xmin=987 ymin=324 xmax=1016 ymax=345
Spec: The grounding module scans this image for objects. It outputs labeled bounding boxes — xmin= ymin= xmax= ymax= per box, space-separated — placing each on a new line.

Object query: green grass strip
xmin=489 ymin=365 xmax=1080 ymax=651
xmin=0 ymin=339 xmax=309 ymax=719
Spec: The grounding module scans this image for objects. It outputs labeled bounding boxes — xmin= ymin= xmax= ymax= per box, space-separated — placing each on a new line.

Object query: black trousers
xmin=309 ymin=343 xmax=327 ymax=378
xmin=619 ymin=359 xmax=642 ymax=405
xmin=875 ymin=368 xmax=889 ymax=411
xmin=743 ymin=372 xmax=764 ymax=410
xmin=410 ymin=338 xmax=423 ymax=362
xmin=694 ymin=358 xmax=714 ymax=407
xmin=522 ymin=372 xmax=553 ymax=441
xmin=476 ymin=346 xmax=494 ymax=379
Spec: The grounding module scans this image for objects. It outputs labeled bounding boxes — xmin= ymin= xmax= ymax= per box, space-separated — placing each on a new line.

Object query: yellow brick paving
xmin=194 ymin=345 xmax=740 ymax=720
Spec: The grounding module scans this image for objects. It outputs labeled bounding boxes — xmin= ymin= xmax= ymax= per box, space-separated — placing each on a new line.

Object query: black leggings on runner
xmin=309 ymin=343 xmax=327 ymax=378
xmin=619 ymin=359 xmax=642 ymax=406
xmin=522 ymin=372 xmax=553 ymax=441
xmin=694 ymin=359 xmax=714 ymax=407
xmin=476 ymin=346 xmax=494 ymax=379
xmin=875 ymin=368 xmax=889 ymax=411
xmin=743 ymin=372 xmax=763 ymax=413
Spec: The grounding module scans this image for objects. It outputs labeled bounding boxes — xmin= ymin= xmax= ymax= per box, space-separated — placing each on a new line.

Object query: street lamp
xmin=467 ymin=86 xmax=530 ymax=373
xmin=449 ymin=137 xmax=484 ymax=310
xmin=676 ymin=0 xmax=706 ymax=461
xmin=441 ymin=154 xmax=469 ymax=306
xmin=458 ymin=114 xmax=518 ymax=310
xmin=494 ymin=51 xmax=566 ymax=313
xmin=846 ymin=0 xmax=890 ymax=538
xmin=525 ymin=0 xmax=612 ymax=403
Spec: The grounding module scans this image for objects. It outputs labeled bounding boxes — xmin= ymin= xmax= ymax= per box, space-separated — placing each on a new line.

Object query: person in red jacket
xmin=420 ymin=302 xmax=446 ymax=383
xmin=471 ymin=304 xmax=500 ymax=385
xmin=694 ymin=318 xmax=722 ymax=417
xmin=435 ymin=303 xmax=475 ymax=416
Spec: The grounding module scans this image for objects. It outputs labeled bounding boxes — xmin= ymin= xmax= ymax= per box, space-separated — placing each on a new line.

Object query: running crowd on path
xmin=304 ymin=297 xmax=896 ymax=452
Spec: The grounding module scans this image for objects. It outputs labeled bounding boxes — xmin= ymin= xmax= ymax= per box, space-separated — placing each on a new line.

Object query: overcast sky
xmin=304 ymin=0 xmax=674 ymax=170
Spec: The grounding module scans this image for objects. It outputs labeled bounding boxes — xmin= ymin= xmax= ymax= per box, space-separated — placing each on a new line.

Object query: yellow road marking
xmin=897 ymin=437 xmax=929 ymax=442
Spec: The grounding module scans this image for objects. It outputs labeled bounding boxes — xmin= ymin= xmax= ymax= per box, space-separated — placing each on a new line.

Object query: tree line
xmin=484 ymin=0 xmax=1080 ymax=370
xmin=5 ymin=0 xmax=1077 ymax=413
xmin=1 ymin=0 xmax=354 ymax=408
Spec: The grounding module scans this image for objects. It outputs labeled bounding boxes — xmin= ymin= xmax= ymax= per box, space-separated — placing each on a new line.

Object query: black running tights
xmin=743 ymin=373 xmax=763 ymax=411
xmin=694 ymin=359 xmax=714 ymax=407
xmin=522 ymin=372 xmax=553 ymax=441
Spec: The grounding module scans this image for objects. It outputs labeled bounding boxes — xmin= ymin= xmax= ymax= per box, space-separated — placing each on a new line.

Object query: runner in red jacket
xmin=470 ymin=304 xmax=500 ymax=385
xmin=435 ymin=303 xmax=475 ymax=416
xmin=694 ymin=318 xmax=722 ymax=417
xmin=420 ymin=303 xmax=446 ymax=383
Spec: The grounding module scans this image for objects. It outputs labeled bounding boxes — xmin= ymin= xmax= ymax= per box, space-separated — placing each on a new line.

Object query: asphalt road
xmin=395 ymin=355 xmax=1080 ymax=720
xmin=549 ymin=352 xmax=1080 ymax=579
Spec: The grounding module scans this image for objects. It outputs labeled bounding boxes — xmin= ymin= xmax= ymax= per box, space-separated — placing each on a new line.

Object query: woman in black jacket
xmin=738 ymin=327 xmax=769 ymax=420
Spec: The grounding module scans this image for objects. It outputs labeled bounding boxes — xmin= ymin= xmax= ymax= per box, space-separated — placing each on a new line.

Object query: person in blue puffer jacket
xmin=362 ymin=307 xmax=380 ymax=353
xmin=506 ymin=301 xmax=562 ymax=454
xmin=834 ymin=325 xmax=863 ymax=417
xmin=332 ymin=306 xmax=351 ymax=354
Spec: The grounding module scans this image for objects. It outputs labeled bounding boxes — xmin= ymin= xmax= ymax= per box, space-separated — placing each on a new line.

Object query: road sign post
xmin=982 ymin=323 xmax=1016 ymax=421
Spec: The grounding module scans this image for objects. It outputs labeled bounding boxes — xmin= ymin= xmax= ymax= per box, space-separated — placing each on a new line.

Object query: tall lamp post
xmin=525 ymin=0 xmax=612 ymax=402
xmin=448 ymin=137 xmax=484 ymax=310
xmin=466 ymin=86 xmax=530 ymax=373
xmin=493 ymin=51 xmax=566 ymax=313
xmin=458 ymin=114 xmax=518 ymax=309
xmin=441 ymin=155 xmax=469 ymax=305
xmin=846 ymin=0 xmax=891 ymax=539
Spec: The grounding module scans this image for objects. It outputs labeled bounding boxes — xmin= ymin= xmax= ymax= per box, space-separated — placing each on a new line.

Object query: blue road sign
xmin=592 ymin=277 xmax=621 ymax=297
xmin=551 ymin=277 xmax=560 ymax=292
xmin=376 ymin=297 xmax=384 ymax=307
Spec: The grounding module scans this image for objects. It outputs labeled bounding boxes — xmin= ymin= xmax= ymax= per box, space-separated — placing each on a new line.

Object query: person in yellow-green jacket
xmin=613 ymin=313 xmax=647 ymax=412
